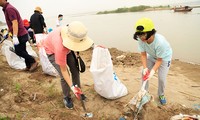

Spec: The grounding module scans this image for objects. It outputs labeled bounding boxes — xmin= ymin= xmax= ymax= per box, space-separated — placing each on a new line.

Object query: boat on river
xmin=173 ymin=6 xmax=193 ymax=12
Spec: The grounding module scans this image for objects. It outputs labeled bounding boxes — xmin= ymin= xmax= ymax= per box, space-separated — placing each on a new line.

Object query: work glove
xmin=143 ymin=69 xmax=155 ymax=81
xmin=71 ymin=85 xmax=83 ymax=100
xmin=12 ymin=35 xmax=19 ymax=45
xmin=142 ymin=68 xmax=149 ymax=76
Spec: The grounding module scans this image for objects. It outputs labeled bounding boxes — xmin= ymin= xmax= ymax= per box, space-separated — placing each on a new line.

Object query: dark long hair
xmin=133 ymin=29 xmax=156 ymax=41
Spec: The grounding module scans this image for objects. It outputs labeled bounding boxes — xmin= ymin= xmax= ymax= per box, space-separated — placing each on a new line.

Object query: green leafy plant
xmin=47 ymin=82 xmax=58 ymax=99
xmin=14 ymin=83 xmax=21 ymax=93
xmin=0 ymin=116 xmax=10 ymax=120
xmin=14 ymin=113 xmax=21 ymax=120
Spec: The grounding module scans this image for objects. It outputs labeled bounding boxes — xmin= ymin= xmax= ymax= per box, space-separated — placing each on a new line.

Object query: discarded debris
xmin=170 ymin=113 xmax=200 ymax=120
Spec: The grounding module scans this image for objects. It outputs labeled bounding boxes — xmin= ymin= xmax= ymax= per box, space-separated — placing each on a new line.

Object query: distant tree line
xmin=97 ymin=5 xmax=170 ymax=14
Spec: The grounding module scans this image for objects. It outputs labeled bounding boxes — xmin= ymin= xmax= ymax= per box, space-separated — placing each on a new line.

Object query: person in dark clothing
xmin=0 ymin=0 xmax=38 ymax=72
xmin=23 ymin=19 xmax=36 ymax=44
xmin=30 ymin=6 xmax=47 ymax=34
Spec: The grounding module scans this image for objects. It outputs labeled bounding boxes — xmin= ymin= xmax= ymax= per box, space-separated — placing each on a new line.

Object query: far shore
xmin=0 ymin=22 xmax=6 ymax=26
xmin=97 ymin=5 xmax=200 ymax=14
xmin=96 ymin=5 xmax=171 ymax=14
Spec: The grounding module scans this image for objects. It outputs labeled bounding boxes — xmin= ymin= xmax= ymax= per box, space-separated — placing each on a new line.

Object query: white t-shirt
xmin=56 ymin=19 xmax=62 ymax=27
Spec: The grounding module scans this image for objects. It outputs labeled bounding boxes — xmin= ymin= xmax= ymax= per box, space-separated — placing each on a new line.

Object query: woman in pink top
xmin=43 ymin=21 xmax=93 ymax=109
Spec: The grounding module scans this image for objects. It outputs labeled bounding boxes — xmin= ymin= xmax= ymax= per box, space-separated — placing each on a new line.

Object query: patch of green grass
xmin=47 ymin=82 xmax=59 ymax=99
xmin=14 ymin=83 xmax=22 ymax=93
xmin=14 ymin=113 xmax=22 ymax=120
xmin=0 ymin=116 xmax=11 ymax=120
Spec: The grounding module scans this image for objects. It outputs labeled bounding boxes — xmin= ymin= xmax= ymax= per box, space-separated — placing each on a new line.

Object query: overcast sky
xmin=0 ymin=0 xmax=198 ymax=22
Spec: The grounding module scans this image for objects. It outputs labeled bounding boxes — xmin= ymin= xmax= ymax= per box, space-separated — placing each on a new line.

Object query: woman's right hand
xmin=71 ymin=85 xmax=83 ymax=100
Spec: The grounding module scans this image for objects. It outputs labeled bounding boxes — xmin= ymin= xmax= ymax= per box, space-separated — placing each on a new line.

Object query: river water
xmin=46 ymin=8 xmax=199 ymax=64
xmin=1 ymin=8 xmax=200 ymax=64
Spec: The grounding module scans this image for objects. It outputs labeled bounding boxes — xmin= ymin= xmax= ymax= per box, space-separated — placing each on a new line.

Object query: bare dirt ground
xmin=0 ymin=46 xmax=200 ymax=120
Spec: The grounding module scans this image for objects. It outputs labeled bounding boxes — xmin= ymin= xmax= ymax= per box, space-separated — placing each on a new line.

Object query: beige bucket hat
xmin=61 ymin=21 xmax=94 ymax=51
xmin=35 ymin=7 xmax=42 ymax=13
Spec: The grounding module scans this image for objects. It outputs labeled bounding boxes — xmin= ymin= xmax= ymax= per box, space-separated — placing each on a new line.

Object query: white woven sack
xmin=35 ymin=34 xmax=58 ymax=76
xmin=35 ymin=34 xmax=47 ymax=44
xmin=90 ymin=46 xmax=128 ymax=99
xmin=26 ymin=42 xmax=38 ymax=58
xmin=38 ymin=46 xmax=58 ymax=77
xmin=1 ymin=40 xmax=38 ymax=69
xmin=1 ymin=40 xmax=26 ymax=69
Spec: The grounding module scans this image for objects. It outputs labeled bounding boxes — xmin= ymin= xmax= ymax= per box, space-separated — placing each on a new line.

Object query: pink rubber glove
xmin=143 ymin=69 xmax=155 ymax=80
xmin=71 ymin=85 xmax=83 ymax=100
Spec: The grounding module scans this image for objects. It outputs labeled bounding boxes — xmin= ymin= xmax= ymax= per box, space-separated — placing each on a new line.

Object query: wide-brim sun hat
xmin=61 ymin=21 xmax=94 ymax=51
xmin=135 ymin=18 xmax=154 ymax=32
xmin=35 ymin=6 xmax=42 ymax=13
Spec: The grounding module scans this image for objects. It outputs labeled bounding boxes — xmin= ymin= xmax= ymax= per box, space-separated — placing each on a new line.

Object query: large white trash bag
xmin=1 ymin=40 xmax=26 ymax=69
xmin=90 ymin=46 xmax=128 ymax=99
xmin=26 ymin=42 xmax=38 ymax=58
xmin=38 ymin=46 xmax=58 ymax=77
xmin=36 ymin=36 xmax=58 ymax=77
xmin=35 ymin=33 xmax=46 ymax=44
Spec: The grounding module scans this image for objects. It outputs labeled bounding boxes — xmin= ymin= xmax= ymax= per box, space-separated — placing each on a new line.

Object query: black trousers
xmin=28 ymin=31 xmax=36 ymax=43
xmin=14 ymin=34 xmax=36 ymax=68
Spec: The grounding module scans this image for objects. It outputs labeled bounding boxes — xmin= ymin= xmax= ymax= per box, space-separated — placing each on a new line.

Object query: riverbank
xmin=0 ymin=45 xmax=200 ymax=119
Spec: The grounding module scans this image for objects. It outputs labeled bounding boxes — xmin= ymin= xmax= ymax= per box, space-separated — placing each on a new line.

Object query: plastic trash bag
xmin=170 ymin=113 xmax=200 ymax=120
xmin=38 ymin=46 xmax=58 ymax=76
xmin=26 ymin=42 xmax=38 ymax=58
xmin=90 ymin=46 xmax=128 ymax=99
xmin=34 ymin=34 xmax=58 ymax=76
xmin=35 ymin=33 xmax=46 ymax=44
xmin=1 ymin=40 xmax=25 ymax=69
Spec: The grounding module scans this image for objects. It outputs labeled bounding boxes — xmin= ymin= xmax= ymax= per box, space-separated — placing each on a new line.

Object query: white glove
xmin=143 ymin=68 xmax=149 ymax=75
xmin=12 ymin=35 xmax=19 ymax=45
xmin=147 ymin=69 xmax=155 ymax=80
